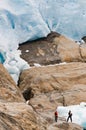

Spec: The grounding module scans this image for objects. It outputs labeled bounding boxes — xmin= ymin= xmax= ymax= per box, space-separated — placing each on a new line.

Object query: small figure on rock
xmin=54 ymin=110 xmax=58 ymax=122
xmin=67 ymin=110 xmax=72 ymax=122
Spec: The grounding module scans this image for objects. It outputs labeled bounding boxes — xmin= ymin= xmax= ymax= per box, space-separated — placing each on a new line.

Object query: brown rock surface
xmin=79 ymin=43 xmax=86 ymax=61
xmin=19 ymin=32 xmax=61 ymax=66
xmin=18 ymin=61 xmax=86 ymax=129
xmin=0 ymin=64 xmax=42 ymax=130
xmin=47 ymin=122 xmax=82 ymax=130
xmin=0 ymin=102 xmax=40 ymax=130
xmin=54 ymin=35 xmax=82 ymax=62
xmin=19 ymin=62 xmax=86 ymax=107
xmin=19 ymin=32 xmax=86 ymax=65
xmin=54 ymin=122 xmax=82 ymax=130
xmin=0 ymin=64 xmax=24 ymax=102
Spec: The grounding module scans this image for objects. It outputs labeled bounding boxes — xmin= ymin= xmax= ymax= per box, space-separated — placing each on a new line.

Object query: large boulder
xmin=0 ymin=64 xmax=45 ymax=130
xmin=19 ymin=62 xmax=86 ymax=107
xmin=19 ymin=32 xmax=61 ymax=66
xmin=19 ymin=32 xmax=86 ymax=65
xmin=0 ymin=102 xmax=41 ymax=130
xmin=54 ymin=35 xmax=82 ymax=62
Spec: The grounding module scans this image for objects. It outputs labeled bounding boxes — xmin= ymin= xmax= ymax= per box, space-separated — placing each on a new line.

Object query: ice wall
xmin=0 ymin=0 xmax=86 ymax=83
xmin=0 ymin=0 xmax=86 ymax=50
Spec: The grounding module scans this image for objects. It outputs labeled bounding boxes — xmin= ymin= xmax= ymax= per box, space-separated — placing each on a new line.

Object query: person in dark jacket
xmin=54 ymin=111 xmax=58 ymax=122
xmin=67 ymin=110 xmax=72 ymax=122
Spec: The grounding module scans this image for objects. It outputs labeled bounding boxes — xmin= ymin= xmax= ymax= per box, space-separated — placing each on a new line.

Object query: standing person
xmin=54 ymin=110 xmax=58 ymax=122
xmin=67 ymin=110 xmax=72 ymax=122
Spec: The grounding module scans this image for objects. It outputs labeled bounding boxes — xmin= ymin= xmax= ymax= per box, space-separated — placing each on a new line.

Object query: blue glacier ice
xmin=0 ymin=51 xmax=6 ymax=64
xmin=0 ymin=0 xmax=86 ymax=48
xmin=0 ymin=0 xmax=86 ymax=83
xmin=58 ymin=102 xmax=86 ymax=129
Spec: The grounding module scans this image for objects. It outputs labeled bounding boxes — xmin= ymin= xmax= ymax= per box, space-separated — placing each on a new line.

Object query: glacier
xmin=0 ymin=0 xmax=86 ymax=82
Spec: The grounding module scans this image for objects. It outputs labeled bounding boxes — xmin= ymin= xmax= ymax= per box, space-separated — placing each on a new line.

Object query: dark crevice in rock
xmin=22 ymin=87 xmax=34 ymax=101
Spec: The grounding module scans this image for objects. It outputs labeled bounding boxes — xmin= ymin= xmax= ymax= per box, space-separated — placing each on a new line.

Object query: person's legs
xmin=55 ymin=116 xmax=57 ymax=122
xmin=67 ymin=116 xmax=69 ymax=122
xmin=70 ymin=116 xmax=72 ymax=122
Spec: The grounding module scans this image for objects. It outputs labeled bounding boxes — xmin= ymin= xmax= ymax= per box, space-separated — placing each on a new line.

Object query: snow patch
xmin=58 ymin=103 xmax=86 ymax=128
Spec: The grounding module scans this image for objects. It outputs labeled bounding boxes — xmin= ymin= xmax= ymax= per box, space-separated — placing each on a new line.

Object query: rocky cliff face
xmin=0 ymin=64 xmax=23 ymax=102
xmin=18 ymin=62 xmax=86 ymax=130
xmin=0 ymin=32 xmax=85 ymax=130
xmin=0 ymin=64 xmax=41 ymax=130
xmin=19 ymin=62 xmax=86 ymax=106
